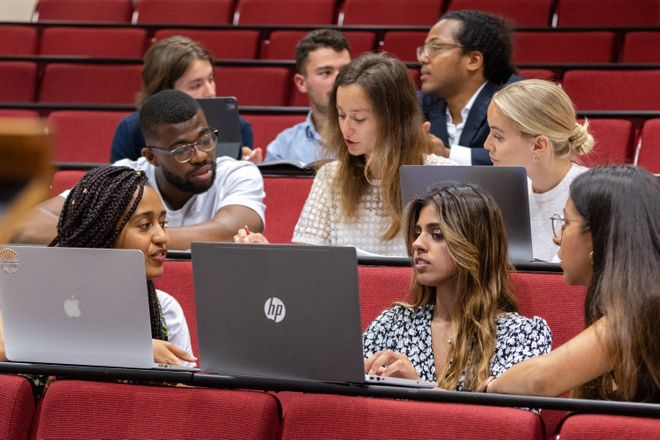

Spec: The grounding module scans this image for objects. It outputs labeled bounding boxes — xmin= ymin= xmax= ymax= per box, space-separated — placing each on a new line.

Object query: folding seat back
xmin=281 ymin=394 xmax=543 ymax=439
xmin=578 ymin=118 xmax=635 ymax=167
xmin=0 ymin=109 xmax=40 ymax=119
xmin=514 ymin=32 xmax=615 ymax=64
xmin=557 ymin=0 xmax=660 ymax=26
xmin=216 ymin=66 xmax=291 ymax=106
xmin=638 ymin=118 xmax=660 ymax=173
xmin=34 ymin=0 xmax=134 ymax=22
xmin=381 ymin=31 xmax=428 ymax=62
xmin=243 ymin=114 xmax=307 ymax=151
xmin=358 ymin=265 xmax=412 ymax=331
xmin=517 ymin=69 xmax=555 ymax=81
xmin=235 ymin=0 xmax=336 ymax=24
xmin=262 ymin=176 xmax=313 ymax=244
xmin=0 ymin=62 xmax=37 ymax=102
xmin=0 ymin=374 xmax=35 ymax=440
xmin=156 ymin=260 xmax=199 ymax=358
xmin=39 ymin=63 xmax=142 ymax=104
xmin=40 ymin=27 xmax=147 ymax=58
xmin=339 ymin=0 xmax=443 ymax=25
xmin=135 ymin=0 xmax=234 ymax=24
xmin=47 ymin=110 xmax=129 ymax=163
xmin=263 ymin=30 xmax=374 ymax=60
xmin=0 ymin=26 xmax=38 ymax=55
xmin=50 ymin=169 xmax=87 ymax=196
xmin=448 ymin=0 xmax=553 ymax=26
xmin=154 ymin=29 xmax=260 ymax=60
xmin=562 ymin=70 xmax=660 ymax=110
xmin=559 ymin=413 xmax=660 ymax=439
xmin=36 ymin=380 xmax=280 ymax=439
xmin=622 ymin=31 xmax=660 ymax=63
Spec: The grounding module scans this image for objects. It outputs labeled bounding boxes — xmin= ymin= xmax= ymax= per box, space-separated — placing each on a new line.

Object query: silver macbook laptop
xmin=197 ymin=97 xmax=242 ymax=160
xmin=400 ymin=165 xmax=534 ymax=264
xmin=191 ymin=242 xmax=435 ymax=388
xmin=0 ymin=245 xmax=179 ymax=369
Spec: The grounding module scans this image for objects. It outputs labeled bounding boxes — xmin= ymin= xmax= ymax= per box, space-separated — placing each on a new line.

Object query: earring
xmin=589 ymin=251 xmax=593 ymax=262
xmin=532 ymin=153 xmax=539 ymax=162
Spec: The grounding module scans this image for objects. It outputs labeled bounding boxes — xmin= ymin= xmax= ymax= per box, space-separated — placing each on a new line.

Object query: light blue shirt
xmin=264 ymin=112 xmax=327 ymax=164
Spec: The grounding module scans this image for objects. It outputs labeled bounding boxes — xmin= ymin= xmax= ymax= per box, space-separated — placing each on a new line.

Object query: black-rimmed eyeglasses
xmin=147 ymin=128 xmax=218 ymax=163
xmin=550 ymin=214 xmax=566 ymax=240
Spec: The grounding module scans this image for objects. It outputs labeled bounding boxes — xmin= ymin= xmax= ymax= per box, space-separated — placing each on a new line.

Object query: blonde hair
xmin=492 ymin=79 xmax=594 ymax=159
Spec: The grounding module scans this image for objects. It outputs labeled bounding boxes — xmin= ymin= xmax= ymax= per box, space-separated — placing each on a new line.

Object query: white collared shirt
xmin=445 ymin=82 xmax=487 ymax=165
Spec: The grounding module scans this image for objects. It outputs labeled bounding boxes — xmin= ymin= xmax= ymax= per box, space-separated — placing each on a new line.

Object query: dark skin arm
xmin=10 ymin=196 xmax=64 ymax=244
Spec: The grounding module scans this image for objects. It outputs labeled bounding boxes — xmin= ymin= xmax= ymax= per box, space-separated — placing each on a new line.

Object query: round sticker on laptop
xmin=0 ymin=248 xmax=20 ymax=274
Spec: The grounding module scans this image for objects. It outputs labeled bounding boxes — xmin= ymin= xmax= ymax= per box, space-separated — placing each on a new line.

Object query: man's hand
xmin=152 ymin=339 xmax=197 ymax=366
xmin=423 ymin=121 xmax=450 ymax=158
xmin=241 ymin=146 xmax=263 ymax=163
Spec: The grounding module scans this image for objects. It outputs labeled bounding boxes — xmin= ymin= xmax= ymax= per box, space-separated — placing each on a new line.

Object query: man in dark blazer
xmin=418 ymin=10 xmax=522 ymax=165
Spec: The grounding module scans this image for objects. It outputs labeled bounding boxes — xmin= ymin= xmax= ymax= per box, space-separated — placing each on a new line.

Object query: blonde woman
xmin=484 ymin=79 xmax=594 ymax=261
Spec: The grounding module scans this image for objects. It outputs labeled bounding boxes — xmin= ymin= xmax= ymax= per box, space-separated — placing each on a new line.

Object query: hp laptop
xmin=197 ymin=97 xmax=242 ymax=160
xmin=191 ymin=242 xmax=435 ymax=388
xmin=0 ymin=245 xmax=187 ymax=370
xmin=400 ymin=165 xmax=534 ymax=264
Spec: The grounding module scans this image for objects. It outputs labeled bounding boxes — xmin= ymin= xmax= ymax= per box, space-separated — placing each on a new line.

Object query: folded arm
xmin=10 ymin=196 xmax=64 ymax=245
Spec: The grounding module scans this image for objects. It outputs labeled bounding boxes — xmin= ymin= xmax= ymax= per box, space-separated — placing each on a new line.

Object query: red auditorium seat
xmin=262 ymin=176 xmax=313 ymax=244
xmin=39 ymin=64 xmax=142 ymax=104
xmin=234 ymin=0 xmax=336 ymax=25
xmin=622 ymin=31 xmax=660 ymax=63
xmin=556 ymin=0 xmax=660 ymax=26
xmin=558 ymin=413 xmax=660 ymax=439
xmin=47 ymin=111 xmax=129 ymax=163
xmin=562 ymin=70 xmax=660 ymax=110
xmin=216 ymin=66 xmax=291 ymax=106
xmin=0 ymin=26 xmax=38 ymax=55
xmin=35 ymin=380 xmax=280 ymax=439
xmin=156 ymin=260 xmax=200 ymax=358
xmin=134 ymin=0 xmax=234 ymax=24
xmin=263 ymin=30 xmax=375 ymax=60
xmin=0 ymin=375 xmax=35 ymax=440
xmin=358 ymin=265 xmax=412 ymax=330
xmin=448 ymin=0 xmax=553 ymax=26
xmin=514 ymin=32 xmax=615 ymax=64
xmin=243 ymin=114 xmax=307 ymax=151
xmin=154 ymin=29 xmax=260 ymax=60
xmin=339 ymin=0 xmax=443 ymax=25
xmin=517 ymin=69 xmax=555 ymax=81
xmin=638 ymin=119 xmax=660 ymax=173
xmin=40 ymin=27 xmax=147 ymax=58
xmin=0 ymin=109 xmax=40 ymax=118
xmin=381 ymin=31 xmax=428 ymax=62
xmin=33 ymin=0 xmax=133 ymax=22
xmin=578 ymin=118 xmax=635 ymax=167
xmin=280 ymin=394 xmax=543 ymax=439
xmin=50 ymin=169 xmax=87 ymax=196
xmin=0 ymin=62 xmax=37 ymax=102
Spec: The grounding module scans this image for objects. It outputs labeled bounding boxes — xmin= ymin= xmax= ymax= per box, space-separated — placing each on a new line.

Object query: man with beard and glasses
xmin=11 ymin=90 xmax=265 ymax=250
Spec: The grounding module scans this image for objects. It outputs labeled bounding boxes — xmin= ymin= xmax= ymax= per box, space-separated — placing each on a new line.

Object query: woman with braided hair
xmin=47 ymin=165 xmax=195 ymax=366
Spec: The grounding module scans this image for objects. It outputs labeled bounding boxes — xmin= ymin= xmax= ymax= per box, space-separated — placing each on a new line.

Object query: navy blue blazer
xmin=418 ymin=74 xmax=523 ymax=166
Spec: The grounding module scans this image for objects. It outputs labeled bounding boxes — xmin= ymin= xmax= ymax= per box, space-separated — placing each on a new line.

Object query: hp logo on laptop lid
xmin=264 ymin=297 xmax=286 ymax=323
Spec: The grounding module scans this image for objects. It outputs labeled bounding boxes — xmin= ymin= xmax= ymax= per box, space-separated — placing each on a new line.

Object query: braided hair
xmin=50 ymin=166 xmax=168 ymax=341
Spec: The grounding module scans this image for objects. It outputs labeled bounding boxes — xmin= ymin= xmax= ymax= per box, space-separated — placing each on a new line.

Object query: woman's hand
xmin=152 ymin=339 xmax=197 ymax=366
xmin=477 ymin=376 xmax=497 ymax=392
xmin=233 ymin=226 xmax=269 ymax=244
xmin=241 ymin=146 xmax=263 ymax=163
xmin=364 ymin=350 xmax=420 ymax=380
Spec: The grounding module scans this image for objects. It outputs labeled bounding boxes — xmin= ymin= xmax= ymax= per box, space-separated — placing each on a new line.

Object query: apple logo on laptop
xmin=64 ymin=295 xmax=81 ymax=318
xmin=264 ymin=297 xmax=285 ymax=323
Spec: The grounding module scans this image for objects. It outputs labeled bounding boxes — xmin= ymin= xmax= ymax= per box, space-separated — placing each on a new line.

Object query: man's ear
xmin=294 ymin=73 xmax=308 ymax=94
xmin=465 ymin=50 xmax=484 ymax=74
xmin=141 ymin=146 xmax=159 ymax=166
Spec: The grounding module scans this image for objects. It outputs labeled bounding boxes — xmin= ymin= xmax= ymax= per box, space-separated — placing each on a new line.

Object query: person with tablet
xmin=0 ymin=166 xmax=196 ymax=367
xmin=110 ymin=35 xmax=256 ymax=163
xmin=363 ymin=183 xmax=552 ymax=390
xmin=484 ymin=165 xmax=660 ymax=402
xmin=484 ymin=79 xmax=594 ymax=262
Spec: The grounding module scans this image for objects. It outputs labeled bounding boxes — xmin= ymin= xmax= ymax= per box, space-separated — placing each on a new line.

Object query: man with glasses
xmin=12 ymin=90 xmax=265 ymax=250
xmin=418 ymin=10 xmax=522 ymax=165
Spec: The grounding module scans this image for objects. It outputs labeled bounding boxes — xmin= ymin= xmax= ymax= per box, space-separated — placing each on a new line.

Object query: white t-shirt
xmin=529 ymin=164 xmax=588 ymax=262
xmin=293 ymin=155 xmax=456 ymax=256
xmin=157 ymin=289 xmax=195 ymax=368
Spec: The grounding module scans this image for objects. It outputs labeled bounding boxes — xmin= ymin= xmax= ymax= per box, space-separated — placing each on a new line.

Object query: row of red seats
xmin=6 ymin=110 xmax=659 ymax=173
xmin=3 ymin=25 xmax=660 ymax=63
xmin=31 ymin=0 xmax=660 ymax=27
xmin=1 ymin=61 xmax=660 ymax=109
xmin=5 ymin=373 xmax=656 ymax=440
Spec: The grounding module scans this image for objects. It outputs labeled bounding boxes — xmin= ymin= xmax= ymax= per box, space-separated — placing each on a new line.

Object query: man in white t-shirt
xmin=12 ymin=90 xmax=265 ymax=250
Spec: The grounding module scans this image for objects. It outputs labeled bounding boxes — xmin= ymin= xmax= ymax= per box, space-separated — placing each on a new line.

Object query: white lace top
xmin=292 ymin=155 xmax=455 ymax=256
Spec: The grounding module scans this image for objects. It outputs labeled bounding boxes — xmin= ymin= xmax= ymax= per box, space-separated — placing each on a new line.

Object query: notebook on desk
xmin=0 ymin=245 xmax=193 ymax=370
xmin=197 ymin=97 xmax=242 ymax=160
xmin=400 ymin=165 xmax=534 ymax=264
xmin=191 ymin=242 xmax=436 ymax=388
